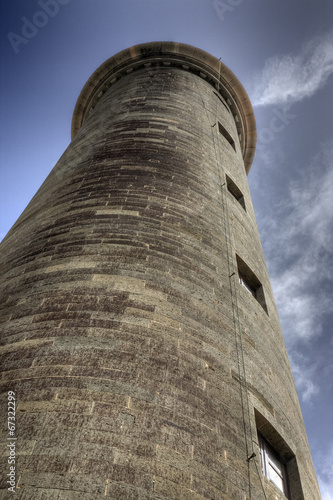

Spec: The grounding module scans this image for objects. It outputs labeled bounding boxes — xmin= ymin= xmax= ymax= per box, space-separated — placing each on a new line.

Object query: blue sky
xmin=1 ymin=1 xmax=332 ymax=497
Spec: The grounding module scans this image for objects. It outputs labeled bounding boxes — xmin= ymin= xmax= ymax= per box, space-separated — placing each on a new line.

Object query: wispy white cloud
xmin=289 ymin=352 xmax=319 ymax=403
xmin=261 ymin=143 xmax=333 ymax=349
xmin=252 ymin=32 xmax=333 ymax=106
xmin=315 ymin=444 xmax=333 ymax=500
xmin=319 ymin=480 xmax=333 ymax=500
xmin=256 ymin=137 xmax=333 ymax=500
xmin=256 ymin=142 xmax=333 ymax=402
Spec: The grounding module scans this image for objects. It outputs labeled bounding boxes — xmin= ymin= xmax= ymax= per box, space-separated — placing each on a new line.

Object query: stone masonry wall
xmin=0 ymin=56 xmax=320 ymax=500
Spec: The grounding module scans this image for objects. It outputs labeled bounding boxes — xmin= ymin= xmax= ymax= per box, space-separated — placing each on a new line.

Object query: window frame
xmin=238 ymin=272 xmax=256 ymax=297
xmin=259 ymin=433 xmax=290 ymax=498
xmin=255 ymin=410 xmax=304 ymax=500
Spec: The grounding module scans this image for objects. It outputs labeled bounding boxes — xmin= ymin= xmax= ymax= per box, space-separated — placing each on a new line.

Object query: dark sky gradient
xmin=1 ymin=1 xmax=332 ymax=497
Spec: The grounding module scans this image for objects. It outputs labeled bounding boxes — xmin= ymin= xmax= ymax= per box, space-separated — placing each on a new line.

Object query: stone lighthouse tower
xmin=0 ymin=43 xmax=320 ymax=499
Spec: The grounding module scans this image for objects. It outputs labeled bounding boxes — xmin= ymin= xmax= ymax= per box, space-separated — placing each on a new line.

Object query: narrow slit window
xmin=226 ymin=175 xmax=246 ymax=210
xmin=218 ymin=122 xmax=235 ymax=151
xmin=236 ymin=255 xmax=268 ymax=314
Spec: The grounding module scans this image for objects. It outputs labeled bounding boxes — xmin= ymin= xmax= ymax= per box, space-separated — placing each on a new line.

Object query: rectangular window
xmin=255 ymin=410 xmax=305 ymax=500
xmin=236 ymin=255 xmax=268 ymax=314
xmin=218 ymin=122 xmax=235 ymax=151
xmin=259 ymin=434 xmax=289 ymax=496
xmin=226 ymin=175 xmax=246 ymax=210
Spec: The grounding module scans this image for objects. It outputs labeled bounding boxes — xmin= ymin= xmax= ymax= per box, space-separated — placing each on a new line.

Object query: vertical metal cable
xmin=193 ymin=64 xmax=268 ymax=500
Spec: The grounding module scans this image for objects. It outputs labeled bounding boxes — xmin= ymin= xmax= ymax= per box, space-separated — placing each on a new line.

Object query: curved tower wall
xmin=0 ymin=42 xmax=320 ymax=499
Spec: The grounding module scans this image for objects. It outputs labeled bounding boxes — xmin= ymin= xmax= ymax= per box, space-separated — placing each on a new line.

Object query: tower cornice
xmin=71 ymin=41 xmax=256 ymax=173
